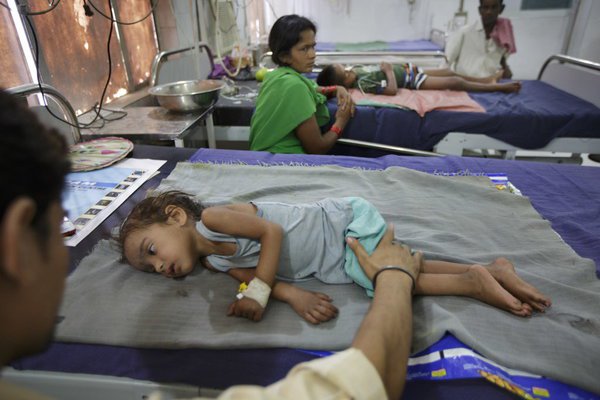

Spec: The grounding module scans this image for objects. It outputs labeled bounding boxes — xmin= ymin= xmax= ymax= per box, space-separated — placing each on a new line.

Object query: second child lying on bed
xmin=317 ymin=62 xmax=521 ymax=95
xmin=118 ymin=191 xmax=550 ymax=324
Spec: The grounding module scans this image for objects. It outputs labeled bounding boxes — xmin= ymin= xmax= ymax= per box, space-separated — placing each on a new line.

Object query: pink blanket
xmin=350 ymin=89 xmax=486 ymax=117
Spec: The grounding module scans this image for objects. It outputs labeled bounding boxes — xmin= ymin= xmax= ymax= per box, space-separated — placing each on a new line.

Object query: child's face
xmin=333 ymin=64 xmax=356 ymax=88
xmin=281 ymin=29 xmax=316 ymax=73
xmin=123 ymin=221 xmax=199 ymax=279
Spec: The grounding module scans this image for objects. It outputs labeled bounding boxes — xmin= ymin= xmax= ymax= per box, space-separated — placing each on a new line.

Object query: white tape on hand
xmin=239 ymin=277 xmax=271 ymax=308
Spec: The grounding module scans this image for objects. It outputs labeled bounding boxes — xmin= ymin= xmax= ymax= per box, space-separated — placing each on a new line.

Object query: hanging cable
xmin=85 ymin=0 xmax=159 ymax=25
xmin=23 ymin=0 xmax=116 ymax=130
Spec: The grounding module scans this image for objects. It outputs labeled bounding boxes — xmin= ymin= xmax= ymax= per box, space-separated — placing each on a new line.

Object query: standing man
xmin=446 ymin=0 xmax=516 ymax=79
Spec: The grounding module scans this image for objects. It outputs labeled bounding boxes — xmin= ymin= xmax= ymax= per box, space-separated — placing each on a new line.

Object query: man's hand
xmin=227 ymin=297 xmax=265 ymax=322
xmin=346 ymin=224 xmax=422 ymax=282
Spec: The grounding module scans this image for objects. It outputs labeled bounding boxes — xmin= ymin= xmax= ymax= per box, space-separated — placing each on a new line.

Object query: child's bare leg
xmin=485 ymin=257 xmax=552 ymax=312
xmin=416 ymin=267 xmax=532 ymax=317
xmin=420 ymin=76 xmax=521 ymax=93
xmin=424 ymin=68 xmax=504 ymax=83
xmin=423 ymin=259 xmax=551 ymax=312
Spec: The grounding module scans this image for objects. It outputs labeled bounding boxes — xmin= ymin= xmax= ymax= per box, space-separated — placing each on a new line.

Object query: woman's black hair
xmin=269 ymin=14 xmax=316 ymax=66
xmin=316 ymin=65 xmax=339 ymax=86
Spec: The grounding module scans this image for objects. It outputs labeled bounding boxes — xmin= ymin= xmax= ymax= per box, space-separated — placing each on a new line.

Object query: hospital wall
xmin=275 ymin=0 xmax=599 ymax=80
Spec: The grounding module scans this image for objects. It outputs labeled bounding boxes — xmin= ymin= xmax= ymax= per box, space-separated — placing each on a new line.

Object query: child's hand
xmin=287 ymin=286 xmax=338 ymax=324
xmin=380 ymin=61 xmax=393 ymax=72
xmin=227 ymin=297 xmax=265 ymax=322
xmin=335 ymin=86 xmax=356 ymax=117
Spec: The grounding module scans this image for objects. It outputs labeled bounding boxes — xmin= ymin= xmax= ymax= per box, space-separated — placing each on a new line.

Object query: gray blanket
xmin=57 ymin=163 xmax=600 ymax=394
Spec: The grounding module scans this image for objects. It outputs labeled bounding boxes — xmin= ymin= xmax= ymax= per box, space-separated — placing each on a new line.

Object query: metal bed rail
xmin=150 ymin=42 xmax=215 ymax=87
xmin=537 ymin=54 xmax=600 ymax=80
xmin=7 ymin=83 xmax=81 ymax=144
xmin=337 ymin=138 xmax=443 ymax=157
xmin=260 ymin=50 xmax=448 ymax=69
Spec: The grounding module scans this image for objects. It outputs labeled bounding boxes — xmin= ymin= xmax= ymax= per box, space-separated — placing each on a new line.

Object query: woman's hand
xmin=335 ymin=85 xmax=356 ymax=117
xmin=227 ymin=297 xmax=265 ymax=322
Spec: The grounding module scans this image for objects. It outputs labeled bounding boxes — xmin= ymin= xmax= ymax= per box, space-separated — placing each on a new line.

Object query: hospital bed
xmin=220 ymin=54 xmax=600 ymax=161
xmin=318 ymin=53 xmax=600 ymax=160
xmin=315 ymin=29 xmax=447 ymax=52
xmin=259 ymin=30 xmax=448 ymax=70
xmin=7 ymin=145 xmax=600 ymax=400
xmin=433 ymin=54 xmax=600 ymax=159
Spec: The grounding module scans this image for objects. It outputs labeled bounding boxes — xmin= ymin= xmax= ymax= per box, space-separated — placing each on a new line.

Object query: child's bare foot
xmin=485 ymin=257 xmax=552 ymax=312
xmin=287 ymin=286 xmax=338 ymax=324
xmin=465 ymin=265 xmax=532 ymax=317
xmin=498 ymin=81 xmax=521 ymax=93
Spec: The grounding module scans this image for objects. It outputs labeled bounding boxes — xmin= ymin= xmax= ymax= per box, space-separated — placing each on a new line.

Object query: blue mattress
xmin=13 ymin=148 xmax=600 ymax=399
xmin=315 ymin=39 xmax=443 ymax=52
xmin=330 ymin=80 xmax=600 ymax=157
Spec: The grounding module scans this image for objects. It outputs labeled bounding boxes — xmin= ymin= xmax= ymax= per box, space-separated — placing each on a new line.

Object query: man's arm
xmin=500 ymin=56 xmax=513 ymax=79
xmin=346 ymin=226 xmax=422 ymax=399
xmin=445 ymin=30 xmax=464 ymax=69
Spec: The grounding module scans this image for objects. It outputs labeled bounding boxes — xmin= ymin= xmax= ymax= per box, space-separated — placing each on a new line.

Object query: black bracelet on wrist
xmin=372 ymin=266 xmax=416 ymax=293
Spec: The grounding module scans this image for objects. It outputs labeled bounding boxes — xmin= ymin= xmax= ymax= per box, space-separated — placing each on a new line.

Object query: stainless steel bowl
xmin=148 ymin=79 xmax=223 ymax=113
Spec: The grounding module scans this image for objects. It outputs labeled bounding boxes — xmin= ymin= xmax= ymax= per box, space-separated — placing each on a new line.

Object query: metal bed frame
xmin=433 ymin=54 xmax=600 ymax=159
xmin=148 ymin=42 xmax=218 ymax=148
xmin=260 ymin=50 xmax=448 ymax=70
xmin=7 ymin=83 xmax=81 ymax=145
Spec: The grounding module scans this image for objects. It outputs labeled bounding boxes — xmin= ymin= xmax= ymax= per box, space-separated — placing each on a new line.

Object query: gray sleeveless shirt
xmin=197 ymin=198 xmax=354 ymax=284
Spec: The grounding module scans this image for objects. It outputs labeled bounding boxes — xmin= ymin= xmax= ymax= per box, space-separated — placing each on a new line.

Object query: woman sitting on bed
xmin=118 ymin=191 xmax=551 ymax=325
xmin=249 ymin=15 xmax=355 ymax=154
xmin=317 ymin=62 xmax=521 ymax=95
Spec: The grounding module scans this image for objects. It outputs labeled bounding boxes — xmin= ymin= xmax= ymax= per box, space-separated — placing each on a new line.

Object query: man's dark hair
xmin=316 ymin=65 xmax=339 ymax=87
xmin=0 ymin=89 xmax=70 ymax=239
xmin=479 ymin=0 xmax=503 ymax=5
xmin=269 ymin=14 xmax=316 ymax=66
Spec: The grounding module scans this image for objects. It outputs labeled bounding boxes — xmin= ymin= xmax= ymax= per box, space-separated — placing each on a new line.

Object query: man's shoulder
xmin=459 ymin=19 xmax=482 ymax=34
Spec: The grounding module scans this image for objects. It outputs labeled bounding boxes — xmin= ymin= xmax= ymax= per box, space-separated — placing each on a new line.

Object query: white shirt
xmin=446 ymin=18 xmax=508 ymax=78
xmin=150 ymin=348 xmax=387 ymax=400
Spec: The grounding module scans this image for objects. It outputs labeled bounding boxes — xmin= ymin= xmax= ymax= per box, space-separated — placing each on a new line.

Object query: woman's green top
xmin=249 ymin=67 xmax=330 ymax=154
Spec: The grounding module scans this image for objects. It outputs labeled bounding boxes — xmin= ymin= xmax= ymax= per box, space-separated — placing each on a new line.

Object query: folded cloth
xmin=350 ymin=88 xmax=486 ymax=117
xmin=490 ymin=17 xmax=517 ymax=55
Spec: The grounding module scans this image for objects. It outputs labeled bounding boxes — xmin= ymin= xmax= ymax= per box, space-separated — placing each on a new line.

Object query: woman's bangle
xmin=321 ymin=85 xmax=336 ymax=95
xmin=372 ymin=266 xmax=416 ymax=293
xmin=330 ymin=124 xmax=343 ymax=138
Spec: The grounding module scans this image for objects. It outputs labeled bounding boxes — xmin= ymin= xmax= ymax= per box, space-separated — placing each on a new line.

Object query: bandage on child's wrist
xmin=322 ymin=85 xmax=336 ymax=95
xmin=236 ymin=277 xmax=271 ymax=308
